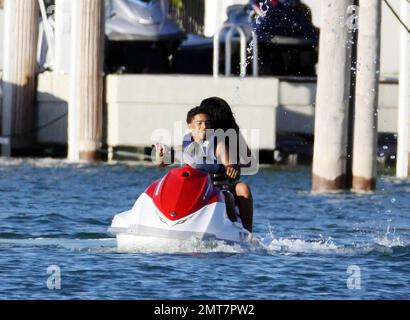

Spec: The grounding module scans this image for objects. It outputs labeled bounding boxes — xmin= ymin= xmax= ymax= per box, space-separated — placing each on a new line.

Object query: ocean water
xmin=0 ymin=158 xmax=409 ymax=300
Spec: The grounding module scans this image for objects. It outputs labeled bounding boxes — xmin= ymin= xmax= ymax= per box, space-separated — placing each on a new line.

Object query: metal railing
xmin=213 ymin=23 xmax=258 ymax=78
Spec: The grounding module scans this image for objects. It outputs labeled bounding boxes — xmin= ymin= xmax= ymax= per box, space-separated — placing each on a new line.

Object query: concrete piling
xmin=312 ymin=0 xmax=354 ymax=192
xmin=352 ymin=0 xmax=382 ymax=191
xmin=68 ymin=0 xmax=104 ymax=162
xmin=1 ymin=0 xmax=39 ymax=156
xmin=397 ymin=0 xmax=410 ymax=178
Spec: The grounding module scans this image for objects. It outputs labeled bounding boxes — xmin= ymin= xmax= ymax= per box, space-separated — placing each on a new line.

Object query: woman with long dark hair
xmin=200 ymin=97 xmax=254 ymax=232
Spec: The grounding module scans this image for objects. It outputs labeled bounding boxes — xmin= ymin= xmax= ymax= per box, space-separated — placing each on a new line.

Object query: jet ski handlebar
xmin=210 ymin=165 xmax=240 ymax=190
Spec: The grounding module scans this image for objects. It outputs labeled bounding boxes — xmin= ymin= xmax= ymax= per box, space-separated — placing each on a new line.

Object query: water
xmin=0 ymin=158 xmax=409 ymax=300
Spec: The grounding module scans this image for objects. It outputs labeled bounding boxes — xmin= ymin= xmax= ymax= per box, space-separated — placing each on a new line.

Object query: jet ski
xmin=109 ymin=165 xmax=251 ymax=250
xmin=37 ymin=0 xmax=185 ymax=74
xmin=105 ymin=0 xmax=186 ymax=73
xmin=172 ymin=0 xmax=318 ymax=76
xmin=250 ymin=0 xmax=319 ymax=76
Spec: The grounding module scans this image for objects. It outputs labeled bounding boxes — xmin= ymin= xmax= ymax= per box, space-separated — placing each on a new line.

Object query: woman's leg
xmin=223 ymin=190 xmax=237 ymax=223
xmin=235 ymin=182 xmax=253 ymax=232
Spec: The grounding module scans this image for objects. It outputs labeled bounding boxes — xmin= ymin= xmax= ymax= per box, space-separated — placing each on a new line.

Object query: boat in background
xmin=37 ymin=0 xmax=186 ymax=74
xmin=105 ymin=0 xmax=186 ymax=73
xmin=172 ymin=0 xmax=319 ymax=76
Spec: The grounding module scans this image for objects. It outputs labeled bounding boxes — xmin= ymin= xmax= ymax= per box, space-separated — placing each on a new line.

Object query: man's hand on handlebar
xmin=225 ymin=164 xmax=240 ymax=180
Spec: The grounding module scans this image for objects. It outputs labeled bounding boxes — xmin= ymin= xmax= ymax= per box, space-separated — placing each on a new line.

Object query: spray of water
xmin=374 ymin=222 xmax=404 ymax=247
xmin=0 ymin=230 xmax=406 ymax=255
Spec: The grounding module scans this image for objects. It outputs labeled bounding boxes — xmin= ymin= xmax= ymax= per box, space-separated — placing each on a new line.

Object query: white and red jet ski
xmin=109 ymin=165 xmax=251 ymax=249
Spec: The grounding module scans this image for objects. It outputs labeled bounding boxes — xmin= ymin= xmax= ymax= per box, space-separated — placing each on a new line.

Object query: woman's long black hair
xmin=200 ymin=97 xmax=240 ymax=132
xmin=200 ymin=97 xmax=252 ymax=165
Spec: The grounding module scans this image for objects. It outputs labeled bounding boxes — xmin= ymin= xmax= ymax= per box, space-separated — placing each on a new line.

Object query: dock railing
xmin=213 ymin=23 xmax=258 ymax=78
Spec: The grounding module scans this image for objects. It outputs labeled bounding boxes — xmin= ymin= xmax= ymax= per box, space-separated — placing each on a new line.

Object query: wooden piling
xmin=312 ymin=0 xmax=354 ymax=192
xmin=352 ymin=0 xmax=381 ymax=191
xmin=68 ymin=0 xmax=104 ymax=162
xmin=1 ymin=0 xmax=39 ymax=156
xmin=397 ymin=0 xmax=410 ymax=178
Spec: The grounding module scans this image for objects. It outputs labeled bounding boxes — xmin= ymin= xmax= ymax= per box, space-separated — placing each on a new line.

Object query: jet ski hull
xmin=110 ymin=193 xmax=250 ymax=250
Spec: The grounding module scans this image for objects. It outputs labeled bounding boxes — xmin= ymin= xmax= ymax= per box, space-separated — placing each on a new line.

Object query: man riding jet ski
xmin=109 ymin=107 xmax=251 ymax=249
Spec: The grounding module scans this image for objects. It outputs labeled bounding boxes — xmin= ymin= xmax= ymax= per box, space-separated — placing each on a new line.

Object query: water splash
xmin=374 ymin=223 xmax=404 ymax=248
xmin=0 ymin=233 xmax=407 ymax=256
xmin=255 ymin=1 xmax=270 ymax=25
xmin=117 ymin=238 xmax=246 ymax=254
xmin=262 ymin=234 xmax=339 ymax=254
xmin=0 ymin=237 xmax=117 ymax=253
xmin=239 ymin=63 xmax=247 ymax=78
xmin=257 ymin=224 xmax=407 ymax=256
xmin=240 ymin=40 xmax=257 ymax=78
